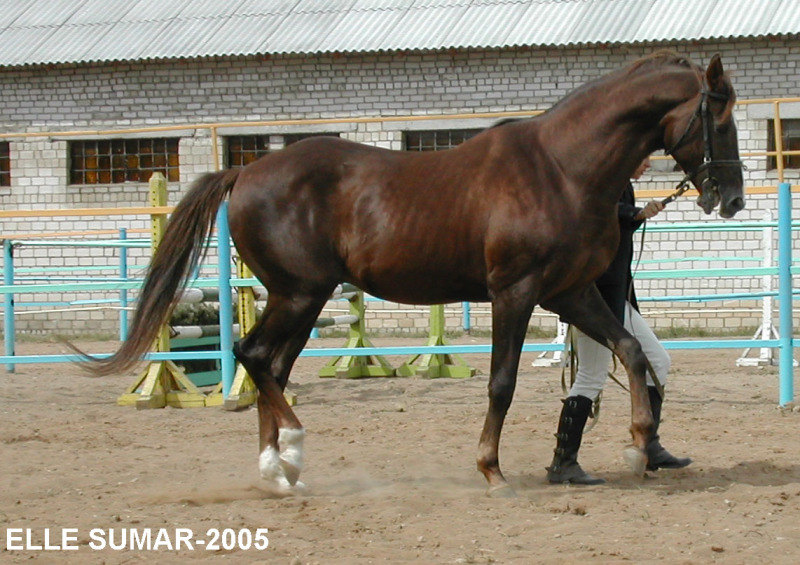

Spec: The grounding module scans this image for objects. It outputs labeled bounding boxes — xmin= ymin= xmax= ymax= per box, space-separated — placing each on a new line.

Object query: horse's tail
xmin=75 ymin=169 xmax=240 ymax=376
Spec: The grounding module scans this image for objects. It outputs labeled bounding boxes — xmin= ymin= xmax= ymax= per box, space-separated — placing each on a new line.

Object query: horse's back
xmin=226 ymin=136 xmax=497 ymax=301
xmin=225 ymin=130 xmax=581 ymax=304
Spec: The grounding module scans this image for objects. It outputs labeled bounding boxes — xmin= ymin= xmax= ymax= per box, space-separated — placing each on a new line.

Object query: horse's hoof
xmin=279 ymin=459 xmax=302 ymax=486
xmin=487 ymin=483 xmax=517 ymax=498
xmin=279 ymin=480 xmax=308 ymax=496
xmin=623 ymin=447 xmax=647 ymax=477
xmin=265 ymin=476 xmax=307 ymax=497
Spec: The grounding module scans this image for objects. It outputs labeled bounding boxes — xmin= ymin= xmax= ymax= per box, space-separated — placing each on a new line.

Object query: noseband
xmin=662 ymin=88 xmax=744 ymax=205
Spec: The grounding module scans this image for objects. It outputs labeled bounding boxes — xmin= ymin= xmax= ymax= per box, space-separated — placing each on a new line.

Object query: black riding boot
xmin=546 ymin=395 xmax=605 ymax=485
xmin=645 ymin=386 xmax=692 ymax=471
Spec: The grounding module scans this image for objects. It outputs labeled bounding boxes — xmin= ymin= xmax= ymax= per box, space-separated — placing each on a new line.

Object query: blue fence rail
xmin=1 ymin=184 xmax=797 ymax=403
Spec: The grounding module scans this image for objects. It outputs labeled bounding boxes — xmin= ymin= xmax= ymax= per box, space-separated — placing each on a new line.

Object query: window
xmin=69 ymin=138 xmax=179 ymax=184
xmin=0 ymin=142 xmax=9 ymax=186
xmin=226 ymin=133 xmax=340 ymax=168
xmin=227 ymin=135 xmax=270 ymax=168
xmin=404 ymin=129 xmax=481 ymax=151
xmin=768 ymin=119 xmax=800 ymax=170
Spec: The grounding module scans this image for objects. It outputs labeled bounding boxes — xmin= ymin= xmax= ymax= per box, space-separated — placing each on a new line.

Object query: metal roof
xmin=0 ymin=0 xmax=798 ymax=67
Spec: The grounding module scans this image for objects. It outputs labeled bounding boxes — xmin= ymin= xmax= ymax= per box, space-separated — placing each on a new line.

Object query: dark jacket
xmin=595 ymin=182 xmax=644 ymax=323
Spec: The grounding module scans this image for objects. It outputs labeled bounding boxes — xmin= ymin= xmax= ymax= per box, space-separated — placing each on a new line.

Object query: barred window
xmin=226 ymin=133 xmax=340 ymax=168
xmin=69 ymin=138 xmax=179 ymax=184
xmin=227 ymin=135 xmax=270 ymax=168
xmin=0 ymin=142 xmax=9 ymax=186
xmin=768 ymin=119 xmax=800 ymax=170
xmin=404 ymin=129 xmax=481 ymax=151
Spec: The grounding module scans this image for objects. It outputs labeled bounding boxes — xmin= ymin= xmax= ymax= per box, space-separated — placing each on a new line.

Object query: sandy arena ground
xmin=1 ymin=337 xmax=799 ymax=564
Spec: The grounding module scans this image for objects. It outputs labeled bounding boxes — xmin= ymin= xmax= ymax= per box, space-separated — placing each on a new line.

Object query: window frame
xmin=226 ymin=134 xmax=271 ymax=169
xmin=767 ymin=118 xmax=800 ymax=171
xmin=68 ymin=137 xmax=180 ymax=185
xmin=403 ymin=129 xmax=482 ymax=152
xmin=225 ymin=133 xmax=341 ymax=169
xmin=0 ymin=141 xmax=9 ymax=187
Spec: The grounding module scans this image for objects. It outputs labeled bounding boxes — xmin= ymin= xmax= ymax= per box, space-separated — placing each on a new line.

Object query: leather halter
xmin=661 ymin=88 xmax=744 ymax=205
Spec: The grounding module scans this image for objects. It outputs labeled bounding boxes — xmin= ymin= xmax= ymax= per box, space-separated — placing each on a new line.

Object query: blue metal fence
xmin=1 ymin=183 xmax=797 ymax=403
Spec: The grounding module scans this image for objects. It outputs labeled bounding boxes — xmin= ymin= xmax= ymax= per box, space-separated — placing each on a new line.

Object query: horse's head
xmin=662 ymin=55 xmax=745 ymax=218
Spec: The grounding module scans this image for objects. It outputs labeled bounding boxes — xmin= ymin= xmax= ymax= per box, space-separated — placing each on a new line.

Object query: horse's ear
xmin=706 ymin=54 xmax=725 ymax=92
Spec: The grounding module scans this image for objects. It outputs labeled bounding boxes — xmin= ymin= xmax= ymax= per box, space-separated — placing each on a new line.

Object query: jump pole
xmin=777 ymin=182 xmax=795 ymax=405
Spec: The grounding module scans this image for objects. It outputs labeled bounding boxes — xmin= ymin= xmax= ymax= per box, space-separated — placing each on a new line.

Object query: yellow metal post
xmin=773 ymin=101 xmax=784 ymax=184
xmin=319 ymin=290 xmax=394 ymax=378
xmin=396 ymin=304 xmax=476 ymax=378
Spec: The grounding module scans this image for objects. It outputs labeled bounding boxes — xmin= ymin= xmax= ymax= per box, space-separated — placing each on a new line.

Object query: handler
xmin=546 ymin=157 xmax=692 ymax=485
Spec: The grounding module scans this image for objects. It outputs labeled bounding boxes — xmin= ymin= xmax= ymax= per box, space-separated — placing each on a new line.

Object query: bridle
xmin=563 ymin=84 xmax=745 ymax=411
xmin=661 ymin=88 xmax=744 ymax=206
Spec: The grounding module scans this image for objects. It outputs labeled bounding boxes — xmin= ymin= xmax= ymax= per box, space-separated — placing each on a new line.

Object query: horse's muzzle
xmin=720 ymin=195 xmax=745 ymax=218
xmin=698 ymin=176 xmax=745 ymax=218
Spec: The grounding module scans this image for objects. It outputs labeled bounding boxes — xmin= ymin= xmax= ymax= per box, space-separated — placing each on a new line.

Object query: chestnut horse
xmin=80 ymin=51 xmax=744 ymax=495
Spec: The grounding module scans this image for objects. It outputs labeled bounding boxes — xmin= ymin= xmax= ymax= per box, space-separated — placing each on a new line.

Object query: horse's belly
xmin=345 ymin=256 xmax=489 ymax=305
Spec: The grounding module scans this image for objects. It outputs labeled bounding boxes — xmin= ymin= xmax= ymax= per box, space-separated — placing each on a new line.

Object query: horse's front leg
xmin=477 ymin=277 xmax=538 ymax=496
xmin=543 ymin=285 xmax=654 ymax=476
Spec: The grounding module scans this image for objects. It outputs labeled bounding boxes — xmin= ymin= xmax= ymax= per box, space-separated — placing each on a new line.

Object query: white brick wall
xmin=1 ymin=38 xmax=799 ymax=336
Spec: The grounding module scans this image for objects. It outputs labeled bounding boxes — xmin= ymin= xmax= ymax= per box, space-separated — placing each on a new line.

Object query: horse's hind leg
xmin=234 ymin=291 xmax=331 ymax=492
xmin=542 ymin=285 xmax=655 ymax=476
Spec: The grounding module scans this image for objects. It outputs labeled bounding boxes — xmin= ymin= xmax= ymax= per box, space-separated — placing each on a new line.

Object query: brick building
xmin=0 ymin=1 xmax=798 ymax=337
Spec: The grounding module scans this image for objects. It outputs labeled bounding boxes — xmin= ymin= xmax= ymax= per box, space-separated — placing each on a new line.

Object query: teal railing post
xmin=3 ymin=239 xmax=14 ymax=373
xmin=462 ymin=301 xmax=471 ymax=332
xmin=118 ymin=228 xmax=129 ymax=342
xmin=216 ymin=203 xmax=235 ymax=398
xmin=777 ymin=182 xmax=794 ymax=405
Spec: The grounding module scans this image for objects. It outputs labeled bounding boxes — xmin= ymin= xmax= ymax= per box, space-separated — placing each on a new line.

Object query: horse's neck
xmin=541 ymin=69 xmax=699 ymax=199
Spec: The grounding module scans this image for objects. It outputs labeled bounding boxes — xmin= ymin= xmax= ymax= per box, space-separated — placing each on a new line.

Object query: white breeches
xmin=568 ymin=302 xmax=670 ymax=401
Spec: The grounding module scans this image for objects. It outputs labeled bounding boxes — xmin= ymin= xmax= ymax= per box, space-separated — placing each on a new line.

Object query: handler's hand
xmin=635 ymin=200 xmax=664 ymax=221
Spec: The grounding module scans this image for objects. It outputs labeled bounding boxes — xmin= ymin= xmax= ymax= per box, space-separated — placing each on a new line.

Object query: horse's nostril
xmin=729 ymin=197 xmax=745 ymax=213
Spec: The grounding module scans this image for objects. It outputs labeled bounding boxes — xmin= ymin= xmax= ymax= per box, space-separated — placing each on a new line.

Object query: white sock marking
xmin=258 ymin=445 xmax=284 ymax=482
xmin=278 ymin=427 xmax=305 ymax=486
xmin=259 ymin=428 xmax=307 ymax=490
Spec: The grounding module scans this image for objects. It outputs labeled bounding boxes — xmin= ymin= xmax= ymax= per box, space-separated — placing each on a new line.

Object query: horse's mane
xmin=629 ymin=49 xmax=735 ymax=121
xmin=484 ymin=51 xmax=713 ymax=131
xmin=627 ymin=49 xmax=696 ymax=74
xmin=541 ymin=50 xmax=699 ymax=117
